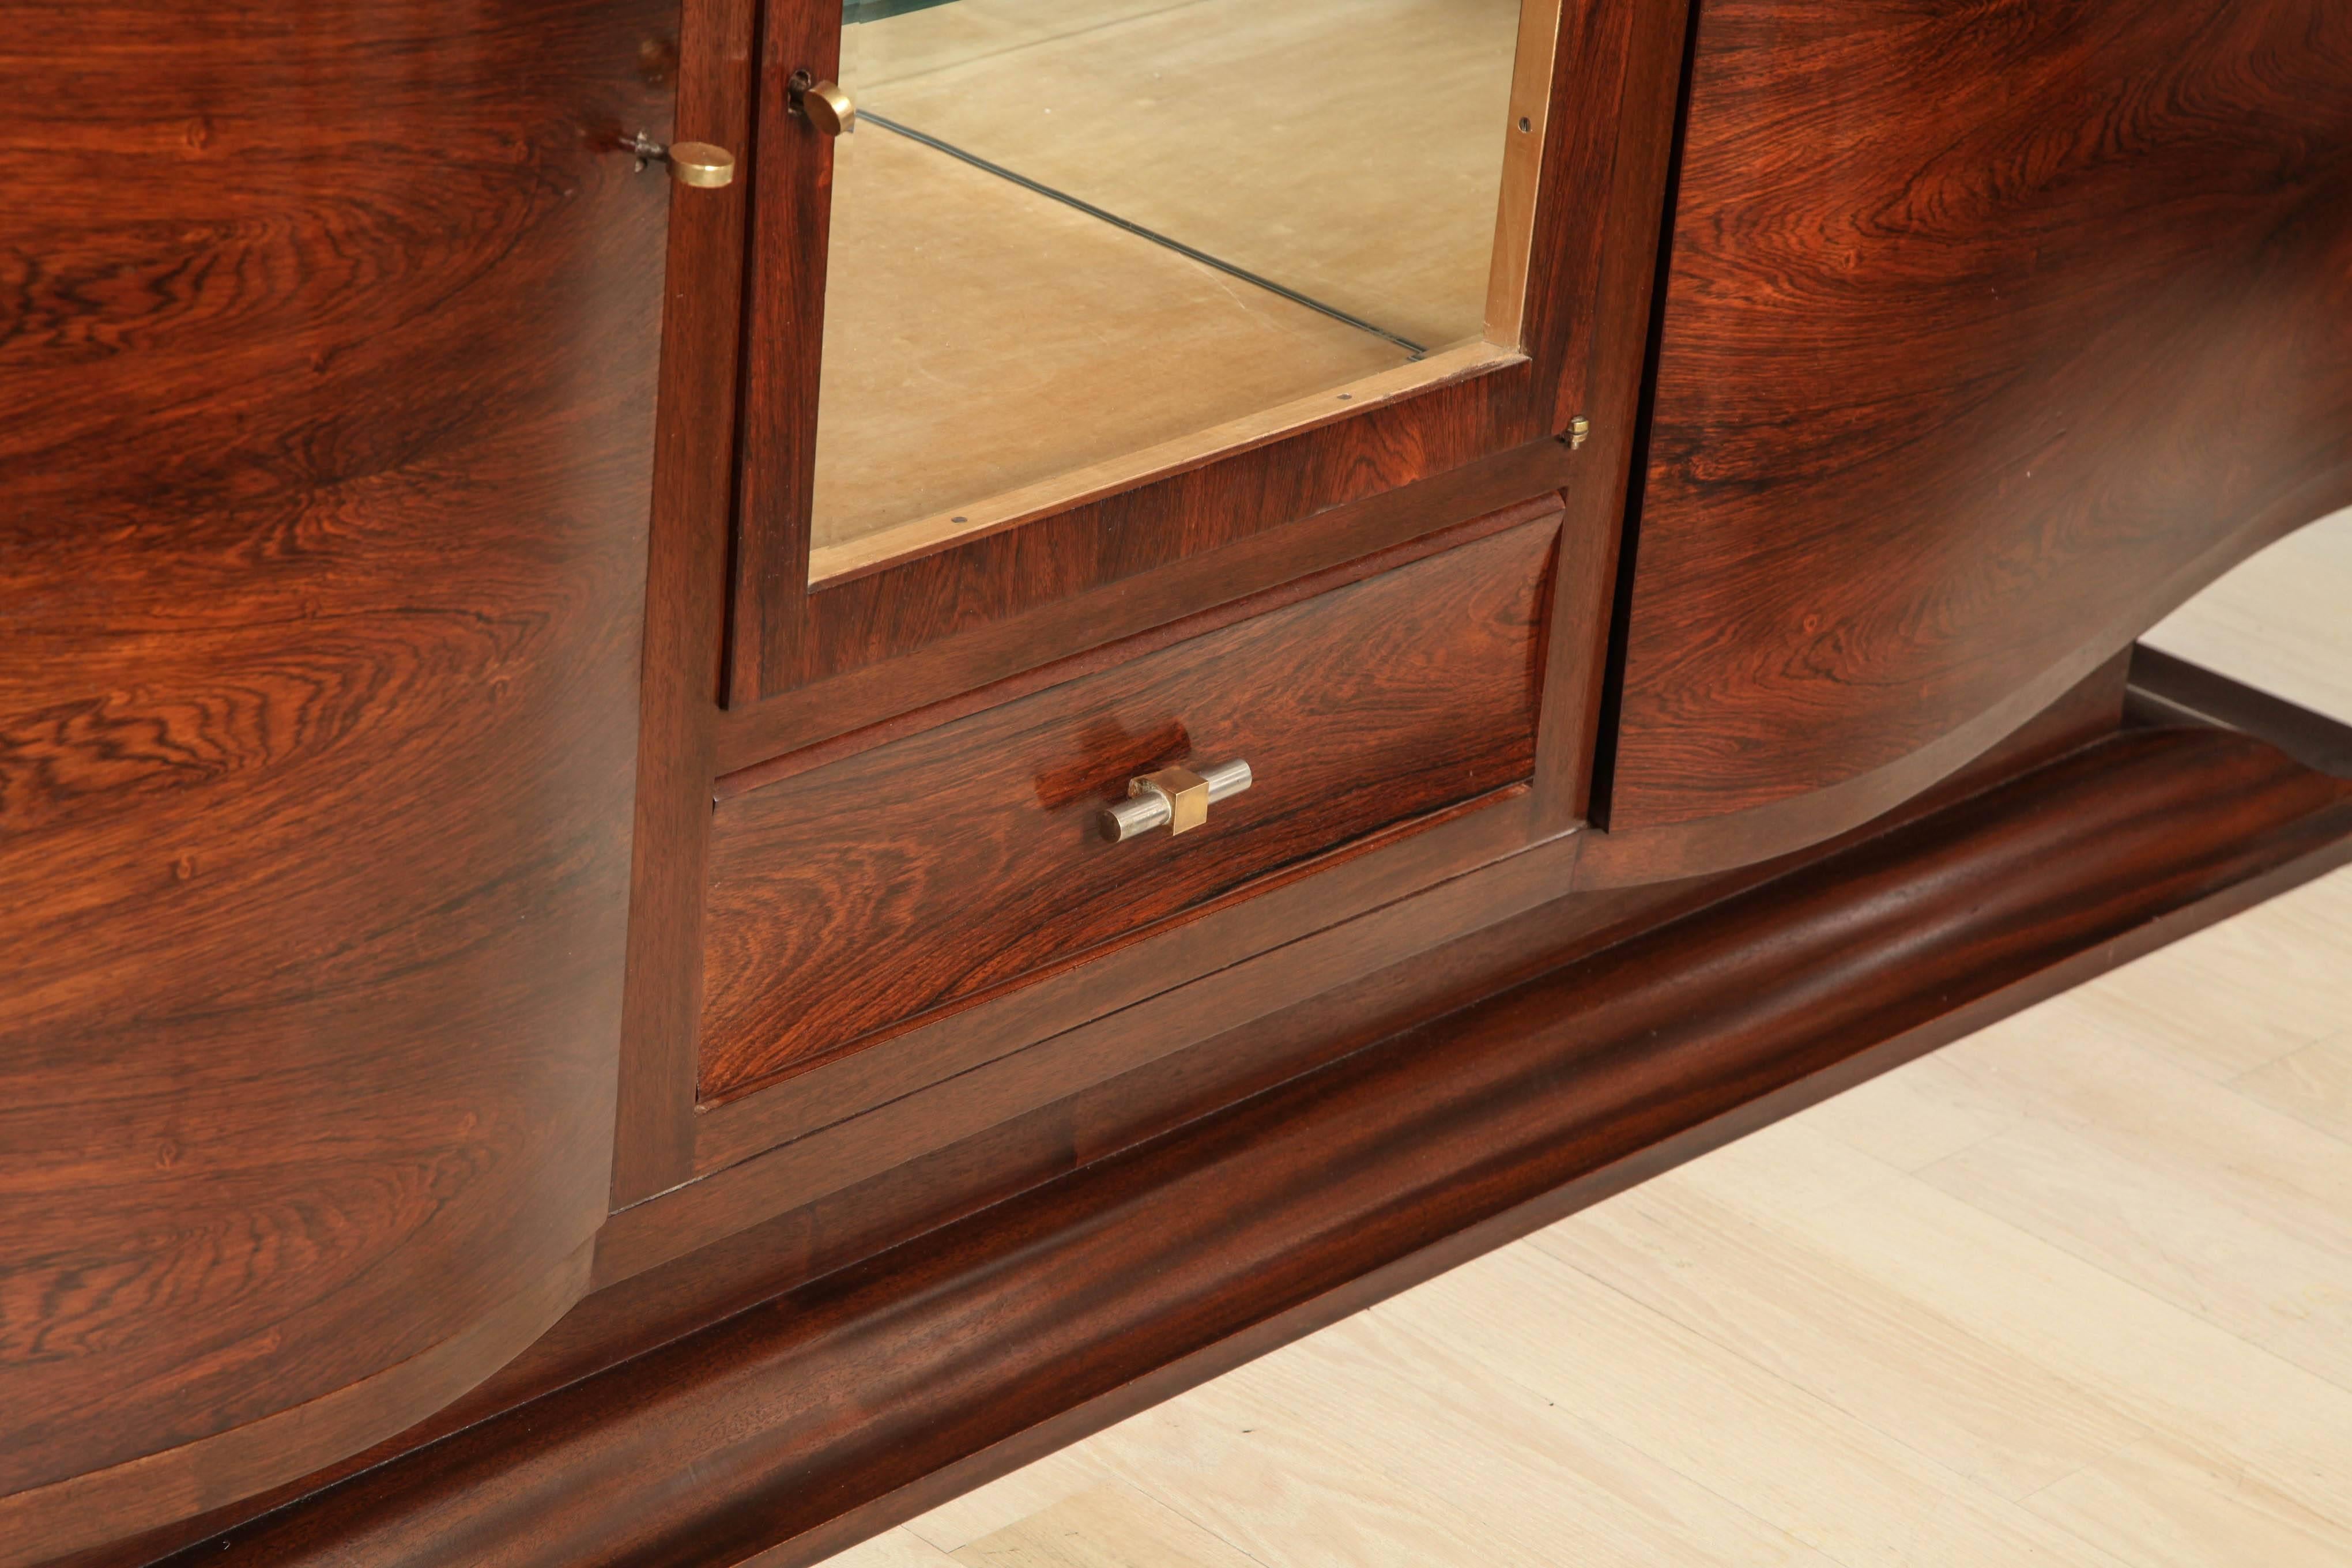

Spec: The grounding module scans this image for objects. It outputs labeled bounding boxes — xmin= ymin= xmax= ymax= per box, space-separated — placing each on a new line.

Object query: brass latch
xmin=627 ymin=131 xmax=737 ymax=188
xmin=789 ymin=72 xmax=858 ymax=137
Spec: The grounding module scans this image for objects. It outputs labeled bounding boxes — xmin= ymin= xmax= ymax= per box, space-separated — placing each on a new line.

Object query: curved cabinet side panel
xmin=0 ymin=0 xmax=674 ymax=1555
xmin=1607 ymin=0 xmax=2352 ymax=838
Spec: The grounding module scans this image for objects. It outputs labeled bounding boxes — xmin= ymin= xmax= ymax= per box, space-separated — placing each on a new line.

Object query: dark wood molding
xmin=1529 ymin=468 xmax=1626 ymax=835
xmin=1526 ymin=0 xmax=1693 ymax=836
xmin=2128 ymin=644 xmax=2352 ymax=779
xmin=135 ymin=697 xmax=2352 ymax=1568
xmin=609 ymin=0 xmax=760 ymax=1205
xmin=711 ymin=436 xmax=1584 ymax=776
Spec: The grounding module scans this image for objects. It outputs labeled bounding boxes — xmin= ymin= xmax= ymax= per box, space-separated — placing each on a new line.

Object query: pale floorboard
xmin=2238 ymin=1035 xmax=2352 ymax=1144
xmin=820 ymin=510 xmax=2352 ymax=1565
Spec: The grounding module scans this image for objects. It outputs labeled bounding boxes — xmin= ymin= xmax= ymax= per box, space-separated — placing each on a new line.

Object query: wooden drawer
xmin=698 ymin=511 xmax=1559 ymax=1100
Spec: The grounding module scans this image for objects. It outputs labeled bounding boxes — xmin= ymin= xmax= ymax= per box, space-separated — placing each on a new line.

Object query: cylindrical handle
xmin=1201 ymin=757 xmax=1253 ymax=801
xmin=1098 ymin=759 xmax=1253 ymax=843
xmin=791 ymin=74 xmax=857 ymax=137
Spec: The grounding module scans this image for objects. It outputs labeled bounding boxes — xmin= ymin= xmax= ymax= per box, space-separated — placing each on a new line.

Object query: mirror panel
xmin=811 ymin=0 xmax=1557 ymax=581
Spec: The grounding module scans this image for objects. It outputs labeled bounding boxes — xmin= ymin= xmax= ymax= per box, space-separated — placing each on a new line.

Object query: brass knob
xmin=627 ymin=132 xmax=737 ymax=189
xmin=666 ymin=141 xmax=737 ymax=187
xmin=791 ymin=74 xmax=857 ymax=137
xmin=1099 ymin=760 xmax=1253 ymax=843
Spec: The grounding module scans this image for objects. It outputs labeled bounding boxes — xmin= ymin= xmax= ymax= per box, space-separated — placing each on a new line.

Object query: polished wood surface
xmin=1602 ymin=0 xmax=2352 ymax=838
xmin=0 ymin=1 xmax=675 ymax=1556
xmin=700 ymin=517 xmax=1556 ymax=1099
xmin=725 ymin=0 xmax=1680 ymax=701
xmin=711 ymin=439 xmax=1578 ymax=772
xmin=620 ymin=462 xmax=1593 ymax=1208
xmin=609 ymin=0 xmax=757 ymax=1204
xmin=634 ymin=801 xmax=1565 ymax=1270
xmin=891 ymin=548 xmax=2352 ymax=1568
xmin=47 ymin=642 xmax=2146 ymax=1566
xmin=20 ymin=0 xmax=2351 ymax=1556
xmin=608 ymin=0 xmax=1690 ymax=1205
xmin=131 ymin=707 xmax=2352 ymax=1568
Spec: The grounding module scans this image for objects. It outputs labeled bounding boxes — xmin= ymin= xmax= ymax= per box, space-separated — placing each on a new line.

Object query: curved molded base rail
xmin=137 ymin=687 xmax=2352 ymax=1568
xmin=1588 ymin=485 xmax=2352 ymax=889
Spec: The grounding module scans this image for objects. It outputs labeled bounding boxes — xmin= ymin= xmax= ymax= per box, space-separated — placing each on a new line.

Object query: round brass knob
xmin=793 ymin=76 xmax=857 ymax=138
xmin=666 ymin=140 xmax=737 ymax=189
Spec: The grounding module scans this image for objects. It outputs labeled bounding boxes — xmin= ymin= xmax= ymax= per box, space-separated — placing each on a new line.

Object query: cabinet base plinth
xmin=112 ymin=661 xmax=2352 ymax=1568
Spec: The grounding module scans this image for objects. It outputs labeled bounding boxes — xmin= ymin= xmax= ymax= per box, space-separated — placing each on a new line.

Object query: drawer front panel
xmin=699 ymin=514 xmax=1558 ymax=1099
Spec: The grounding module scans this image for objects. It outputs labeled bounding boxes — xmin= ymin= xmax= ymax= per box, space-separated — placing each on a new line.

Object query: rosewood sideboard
xmin=5 ymin=1 xmax=2349 ymax=1564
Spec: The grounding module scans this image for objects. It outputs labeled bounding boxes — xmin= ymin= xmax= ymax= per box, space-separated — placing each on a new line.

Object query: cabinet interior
xmin=807 ymin=0 xmax=1559 ymax=582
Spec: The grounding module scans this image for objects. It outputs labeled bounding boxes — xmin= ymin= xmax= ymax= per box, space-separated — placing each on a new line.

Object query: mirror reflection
xmin=811 ymin=0 xmax=1554 ymax=581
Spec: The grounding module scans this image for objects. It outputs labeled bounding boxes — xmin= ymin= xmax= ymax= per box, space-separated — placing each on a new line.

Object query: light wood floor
xmin=816 ymin=506 xmax=2352 ymax=1568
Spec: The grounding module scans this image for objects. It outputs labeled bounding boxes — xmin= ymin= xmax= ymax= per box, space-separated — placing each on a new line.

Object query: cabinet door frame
xmin=608 ymin=0 xmax=1691 ymax=1212
xmin=722 ymin=0 xmax=1624 ymax=713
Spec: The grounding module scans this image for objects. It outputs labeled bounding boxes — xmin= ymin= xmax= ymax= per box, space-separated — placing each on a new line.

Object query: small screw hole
xmin=1517 ymin=116 xmax=1532 ymax=133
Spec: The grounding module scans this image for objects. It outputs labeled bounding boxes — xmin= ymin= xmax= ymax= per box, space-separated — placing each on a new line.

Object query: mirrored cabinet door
xmin=728 ymin=0 xmax=1599 ymax=707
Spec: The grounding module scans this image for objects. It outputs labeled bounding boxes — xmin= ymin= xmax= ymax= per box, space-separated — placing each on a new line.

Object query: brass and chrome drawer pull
xmin=1098 ymin=760 xmax=1253 ymax=843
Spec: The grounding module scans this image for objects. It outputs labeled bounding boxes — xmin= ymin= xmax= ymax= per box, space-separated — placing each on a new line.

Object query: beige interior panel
xmin=847 ymin=0 xmax=1530 ymax=349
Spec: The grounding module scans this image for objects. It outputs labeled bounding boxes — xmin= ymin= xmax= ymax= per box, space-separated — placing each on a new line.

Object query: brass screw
xmin=1568 ymin=416 xmax=1591 ymax=451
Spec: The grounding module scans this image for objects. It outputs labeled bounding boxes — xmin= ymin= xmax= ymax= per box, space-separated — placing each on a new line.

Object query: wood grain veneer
xmin=709 ymin=438 xmax=1581 ymax=772
xmin=594 ymin=0 xmax=1691 ymax=1196
xmin=621 ymin=447 xmax=1590 ymax=1206
xmin=698 ymin=514 xmax=1558 ymax=1099
xmin=31 ymin=649 xmax=2212 ymax=1567
xmin=609 ymin=0 xmax=757 ymax=1203
xmin=0 ymin=0 xmax=676 ymax=1556
xmin=1601 ymin=0 xmax=2352 ymax=834
xmin=31 ymin=0 xmax=2352 ymax=1556
xmin=133 ymin=703 xmax=2352 ymax=1568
